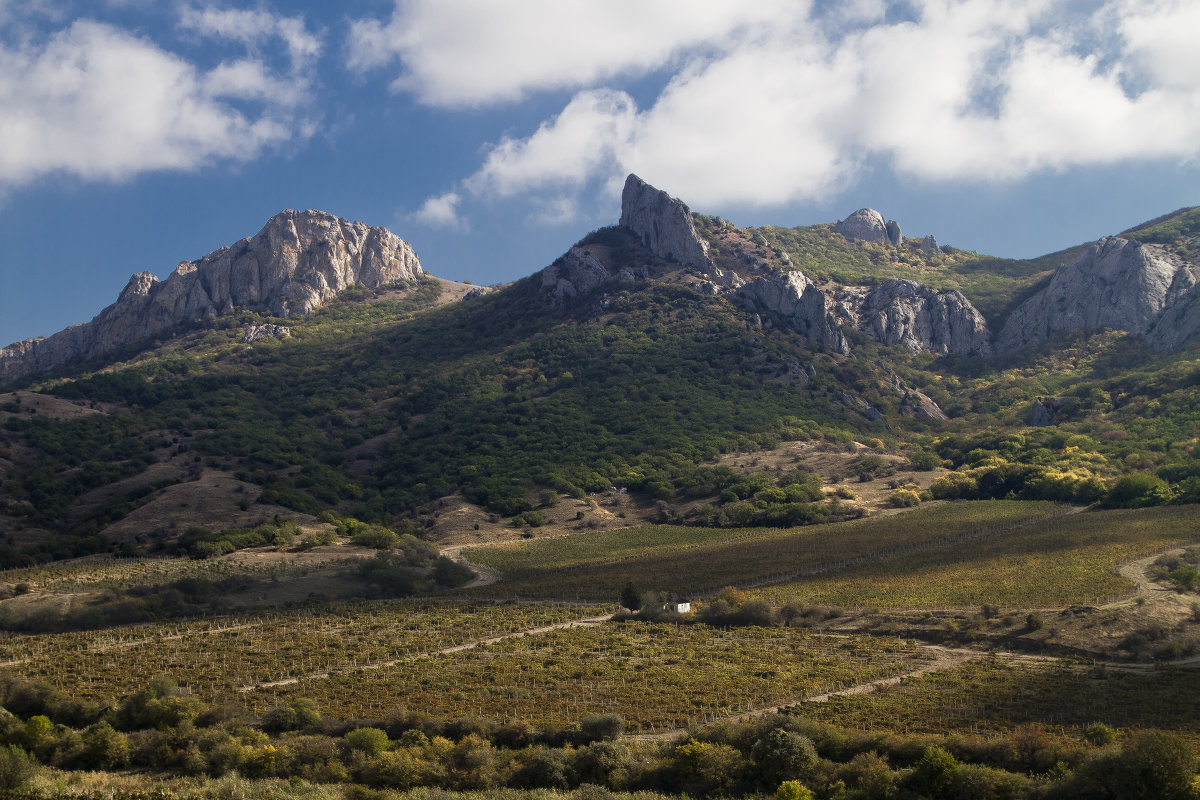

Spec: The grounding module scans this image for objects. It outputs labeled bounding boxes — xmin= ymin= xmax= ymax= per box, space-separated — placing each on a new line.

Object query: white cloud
xmin=347 ymin=0 xmax=800 ymax=107
xmin=411 ymin=191 xmax=465 ymax=229
xmin=0 ymin=19 xmax=310 ymax=187
xmin=178 ymin=6 xmax=322 ymax=73
xmin=465 ymin=90 xmax=636 ymax=197
xmin=440 ymin=0 xmax=1200 ymax=211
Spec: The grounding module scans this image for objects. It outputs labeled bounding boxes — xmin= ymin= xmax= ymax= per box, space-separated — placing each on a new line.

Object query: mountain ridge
xmin=2 ymin=177 xmax=1198 ymax=388
xmin=0 ymin=209 xmax=423 ymax=386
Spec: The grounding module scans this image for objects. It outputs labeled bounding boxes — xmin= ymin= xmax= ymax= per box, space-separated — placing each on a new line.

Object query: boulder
xmin=833 ymin=209 xmax=889 ymax=243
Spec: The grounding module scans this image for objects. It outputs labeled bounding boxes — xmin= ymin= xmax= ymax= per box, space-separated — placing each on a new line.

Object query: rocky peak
xmin=619 ymin=174 xmax=711 ymax=270
xmin=996 ymin=236 xmax=1199 ymax=353
xmin=0 ymin=210 xmax=423 ymax=386
xmin=833 ymin=209 xmax=889 ymax=243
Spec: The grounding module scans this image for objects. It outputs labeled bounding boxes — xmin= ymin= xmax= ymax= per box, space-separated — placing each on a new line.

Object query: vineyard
xmin=0 ymin=600 xmax=604 ymax=705
xmin=799 ymin=657 xmax=1200 ymax=743
xmin=467 ymin=501 xmax=1070 ymax=601
xmin=248 ymin=622 xmax=922 ymax=729
xmin=758 ymin=504 xmax=1200 ymax=608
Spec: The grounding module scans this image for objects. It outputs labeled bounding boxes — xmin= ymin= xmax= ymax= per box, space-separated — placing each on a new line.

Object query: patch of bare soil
xmin=0 ymin=391 xmax=107 ymax=421
xmin=99 ymin=468 xmax=312 ymax=542
xmin=421 ymin=489 xmax=651 ymax=548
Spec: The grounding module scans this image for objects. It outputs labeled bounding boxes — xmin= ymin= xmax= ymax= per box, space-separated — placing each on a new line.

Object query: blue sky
xmin=2 ymin=0 xmax=1199 ymax=347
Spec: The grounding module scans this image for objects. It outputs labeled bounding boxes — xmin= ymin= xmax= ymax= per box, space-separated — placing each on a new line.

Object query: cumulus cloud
xmin=411 ymin=191 xmax=465 ymax=229
xmin=399 ymin=0 xmax=1200 ymax=211
xmin=0 ymin=15 xmax=317 ymax=188
xmin=347 ymin=0 xmax=798 ymax=106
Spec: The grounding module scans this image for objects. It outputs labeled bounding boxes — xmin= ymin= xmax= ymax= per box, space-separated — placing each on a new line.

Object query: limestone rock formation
xmin=739 ymin=274 xmax=991 ymax=357
xmin=996 ymin=236 xmax=1199 ymax=353
xmin=619 ymin=174 xmax=711 ymax=269
xmin=0 ymin=210 xmax=422 ymax=385
xmin=857 ymin=280 xmax=993 ymax=356
xmin=885 ymin=220 xmax=902 ymax=247
xmin=1147 ymin=281 xmax=1200 ymax=352
xmin=241 ymin=324 xmax=291 ymax=344
xmin=833 ymin=209 xmax=889 ymax=243
xmin=1029 ymin=397 xmax=1062 ymax=427
xmin=920 ymin=235 xmax=942 ymax=254
xmin=737 ymin=272 xmax=850 ymax=353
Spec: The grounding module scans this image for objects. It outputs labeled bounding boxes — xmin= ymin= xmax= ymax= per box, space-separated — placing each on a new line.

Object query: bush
xmin=0 ymin=745 xmax=35 ymax=791
xmin=345 ymin=727 xmax=391 ymax=754
xmin=580 ymin=713 xmax=624 ymax=742
xmin=1105 ymin=474 xmax=1173 ymax=508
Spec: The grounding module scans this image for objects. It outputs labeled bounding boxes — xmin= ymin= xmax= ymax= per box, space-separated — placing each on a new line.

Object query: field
xmin=3 ymin=500 xmax=1200 ymax=799
xmin=800 ymin=658 xmax=1200 ymax=743
xmin=250 ymin=623 xmax=921 ymax=730
xmin=467 ymin=502 xmax=1199 ymax=607
xmin=0 ymin=600 xmax=604 ymax=707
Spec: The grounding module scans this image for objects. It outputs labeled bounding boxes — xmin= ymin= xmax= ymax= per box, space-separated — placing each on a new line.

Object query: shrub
xmin=774 ymin=780 xmax=816 ymax=800
xmin=0 ymin=745 xmax=35 ymax=791
xmin=345 ymin=727 xmax=391 ymax=754
xmin=580 ymin=713 xmax=624 ymax=742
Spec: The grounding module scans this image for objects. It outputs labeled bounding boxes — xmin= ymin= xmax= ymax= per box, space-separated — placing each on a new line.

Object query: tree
xmin=620 ymin=582 xmax=641 ymax=611
xmin=751 ymin=728 xmax=819 ymax=789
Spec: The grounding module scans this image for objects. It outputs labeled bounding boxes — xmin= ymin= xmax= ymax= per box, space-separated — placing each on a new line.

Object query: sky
xmin=2 ymin=0 xmax=1200 ymax=347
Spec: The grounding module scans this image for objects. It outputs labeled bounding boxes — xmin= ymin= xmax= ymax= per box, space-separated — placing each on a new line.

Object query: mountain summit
xmin=0 ymin=210 xmax=422 ymax=385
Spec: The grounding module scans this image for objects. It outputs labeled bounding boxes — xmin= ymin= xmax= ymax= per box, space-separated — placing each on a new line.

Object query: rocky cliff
xmin=0 ymin=210 xmax=422 ymax=385
xmin=738 ymin=275 xmax=992 ymax=356
xmin=544 ymin=176 xmax=993 ymax=357
xmin=619 ymin=174 xmax=711 ymax=270
xmin=996 ymin=236 xmax=1199 ymax=353
xmin=736 ymin=272 xmax=850 ymax=353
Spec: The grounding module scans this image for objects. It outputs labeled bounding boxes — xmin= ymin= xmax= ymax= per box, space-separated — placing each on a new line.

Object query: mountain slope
xmin=1 ymin=178 xmax=1198 ymax=568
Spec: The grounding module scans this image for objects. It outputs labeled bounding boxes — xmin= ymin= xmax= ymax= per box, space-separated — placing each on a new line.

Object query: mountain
xmin=1 ymin=176 xmax=1198 ymax=568
xmin=0 ymin=210 xmax=423 ymax=385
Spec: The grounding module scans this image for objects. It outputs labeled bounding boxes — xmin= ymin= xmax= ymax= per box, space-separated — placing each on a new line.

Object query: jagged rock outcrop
xmin=1147 ymin=281 xmax=1200 ymax=352
xmin=619 ymin=174 xmax=711 ymax=269
xmin=885 ymin=220 xmax=902 ymax=247
xmin=857 ymin=280 xmax=993 ymax=356
xmin=833 ymin=209 xmax=889 ymax=243
xmin=540 ymin=245 xmax=650 ymax=302
xmin=921 ymin=235 xmax=942 ymax=254
xmin=737 ymin=273 xmax=850 ymax=353
xmin=241 ymin=324 xmax=291 ymax=344
xmin=1029 ymin=397 xmax=1062 ymax=427
xmin=739 ymin=274 xmax=991 ymax=356
xmin=996 ymin=236 xmax=1198 ymax=353
xmin=0 ymin=210 xmax=422 ymax=385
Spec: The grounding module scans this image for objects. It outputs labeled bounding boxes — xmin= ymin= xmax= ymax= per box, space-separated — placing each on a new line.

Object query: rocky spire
xmin=618 ymin=174 xmax=711 ymax=269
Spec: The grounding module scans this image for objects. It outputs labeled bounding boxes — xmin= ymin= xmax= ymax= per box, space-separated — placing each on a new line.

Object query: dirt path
xmin=236 ymin=614 xmax=610 ymax=692
xmin=441 ymin=544 xmax=502 ymax=589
